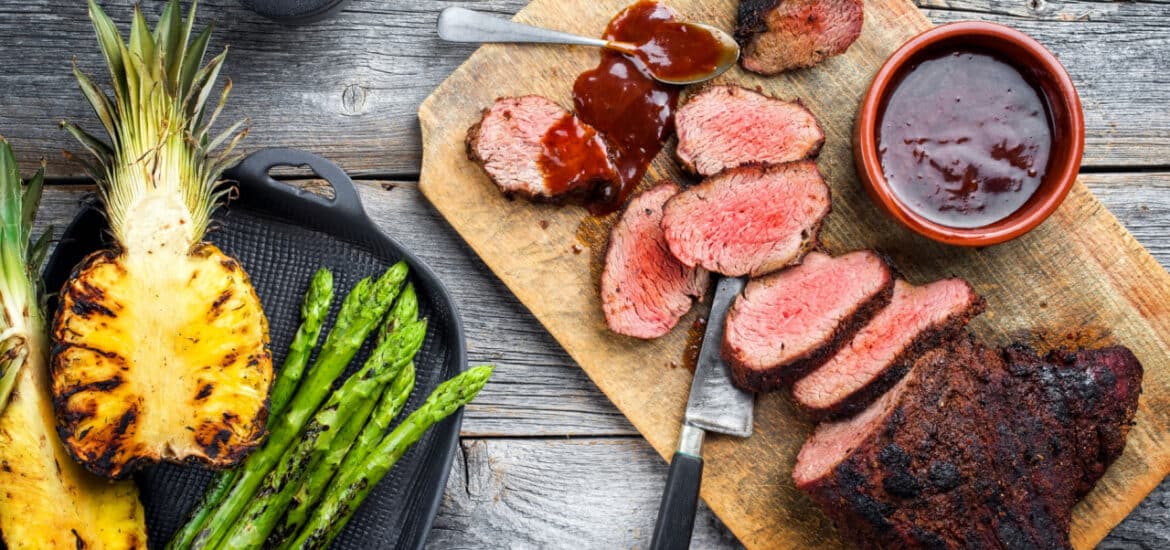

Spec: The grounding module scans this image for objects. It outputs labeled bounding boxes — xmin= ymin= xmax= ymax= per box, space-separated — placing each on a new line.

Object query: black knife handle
xmin=650 ymin=451 xmax=704 ymax=550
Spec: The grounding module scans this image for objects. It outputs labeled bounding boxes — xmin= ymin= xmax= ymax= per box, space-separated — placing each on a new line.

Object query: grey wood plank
xmin=425 ymin=437 xmax=1169 ymax=549
xmin=428 ymin=438 xmax=745 ymax=549
xmin=1 ymin=0 xmax=1166 ymax=178
xmin=917 ymin=0 xmax=1170 ymax=169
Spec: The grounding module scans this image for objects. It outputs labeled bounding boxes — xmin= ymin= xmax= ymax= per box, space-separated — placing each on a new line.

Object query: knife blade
xmin=650 ymin=276 xmax=755 ymax=550
xmin=685 ymin=276 xmax=754 ymax=437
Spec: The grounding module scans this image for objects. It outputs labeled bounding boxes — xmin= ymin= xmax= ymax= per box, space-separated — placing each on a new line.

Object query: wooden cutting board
xmin=418 ymin=0 xmax=1170 ymax=547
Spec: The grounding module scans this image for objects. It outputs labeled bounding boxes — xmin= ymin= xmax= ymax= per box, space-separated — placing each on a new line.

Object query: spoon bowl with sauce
xmin=437 ymin=6 xmax=739 ymax=85
xmin=854 ymin=22 xmax=1084 ymax=247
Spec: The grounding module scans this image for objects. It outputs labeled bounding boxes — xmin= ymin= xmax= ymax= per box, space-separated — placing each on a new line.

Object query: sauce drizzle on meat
xmin=538 ymin=114 xmax=616 ymax=196
xmin=572 ymin=1 xmax=684 ymax=215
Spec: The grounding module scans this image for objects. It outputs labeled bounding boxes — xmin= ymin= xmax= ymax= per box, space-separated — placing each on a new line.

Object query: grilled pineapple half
xmin=0 ymin=140 xmax=147 ymax=548
xmin=51 ymin=0 xmax=271 ymax=479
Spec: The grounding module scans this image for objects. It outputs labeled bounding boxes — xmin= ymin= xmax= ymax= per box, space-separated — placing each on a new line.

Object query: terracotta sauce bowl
xmin=853 ymin=22 xmax=1084 ymax=246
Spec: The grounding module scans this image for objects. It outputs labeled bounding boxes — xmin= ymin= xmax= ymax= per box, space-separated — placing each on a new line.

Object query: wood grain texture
xmin=29 ymin=175 xmax=1170 ymax=548
xmin=428 ymin=438 xmax=1170 ymax=550
xmin=430 ymin=438 xmax=744 ymax=549
xmin=417 ymin=0 xmax=1170 ymax=547
xmin=1 ymin=0 xmax=1166 ymax=178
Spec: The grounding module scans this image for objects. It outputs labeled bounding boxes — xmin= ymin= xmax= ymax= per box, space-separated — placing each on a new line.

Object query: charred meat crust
xmin=803 ymin=294 xmax=987 ymax=421
xmin=797 ymin=337 xmax=1142 ymax=549
xmin=735 ymin=0 xmax=782 ymax=45
xmin=725 ymin=265 xmax=894 ymax=392
xmin=735 ymin=0 xmax=865 ymax=75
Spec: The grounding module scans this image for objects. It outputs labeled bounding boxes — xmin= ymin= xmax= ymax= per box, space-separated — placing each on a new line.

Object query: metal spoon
xmin=436 ymin=7 xmax=739 ymax=85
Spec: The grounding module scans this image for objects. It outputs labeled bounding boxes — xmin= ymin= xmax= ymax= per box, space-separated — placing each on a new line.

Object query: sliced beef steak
xmin=602 ymin=182 xmax=710 ymax=339
xmin=724 ymin=251 xmax=893 ymax=392
xmin=794 ymin=337 xmax=1142 ymax=550
xmin=466 ymin=95 xmax=620 ymax=201
xmin=792 ymin=278 xmax=984 ymax=418
xmin=675 ymin=85 xmax=825 ymax=176
xmin=736 ymin=0 xmax=865 ymax=75
xmin=661 ymin=161 xmax=830 ymax=277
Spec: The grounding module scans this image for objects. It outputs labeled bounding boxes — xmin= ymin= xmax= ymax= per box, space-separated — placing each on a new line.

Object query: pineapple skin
xmin=51 ymin=243 xmax=272 ymax=479
xmin=0 ymin=330 xmax=147 ymax=548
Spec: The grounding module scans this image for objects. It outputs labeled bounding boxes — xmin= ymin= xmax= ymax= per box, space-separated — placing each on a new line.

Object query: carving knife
xmin=650 ymin=276 xmax=755 ymax=549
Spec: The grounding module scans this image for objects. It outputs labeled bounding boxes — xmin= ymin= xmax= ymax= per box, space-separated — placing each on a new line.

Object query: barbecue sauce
xmin=570 ymin=1 xmax=715 ymax=215
xmin=630 ymin=11 xmax=731 ymax=82
xmin=539 ymin=114 xmax=617 ymax=196
xmin=878 ymin=50 xmax=1053 ymax=228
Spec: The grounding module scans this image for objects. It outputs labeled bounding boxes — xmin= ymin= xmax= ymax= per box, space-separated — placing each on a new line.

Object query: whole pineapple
xmin=52 ymin=0 xmax=272 ymax=479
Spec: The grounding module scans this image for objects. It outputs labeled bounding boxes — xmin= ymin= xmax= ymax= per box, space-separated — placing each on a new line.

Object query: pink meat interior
xmin=725 ymin=251 xmax=889 ymax=370
xmin=662 ymin=162 xmax=830 ymax=277
xmin=792 ymin=279 xmax=973 ymax=409
xmin=793 ymin=363 xmax=917 ymax=486
xmin=675 ymin=85 xmax=824 ymax=176
xmin=601 ymin=182 xmax=709 ymax=339
xmin=472 ymin=96 xmax=568 ymax=196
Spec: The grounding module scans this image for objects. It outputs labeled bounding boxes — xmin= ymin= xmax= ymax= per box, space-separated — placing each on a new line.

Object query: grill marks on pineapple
xmin=50 ymin=244 xmax=272 ymax=478
xmin=70 ymin=280 xmax=120 ymax=319
xmin=0 ymin=333 xmax=147 ymax=547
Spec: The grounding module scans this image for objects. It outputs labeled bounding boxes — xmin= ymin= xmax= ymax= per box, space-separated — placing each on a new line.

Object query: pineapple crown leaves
xmin=64 ymin=0 xmax=247 ymax=249
xmin=0 ymin=138 xmax=49 ymax=305
xmin=0 ymin=138 xmax=49 ymax=411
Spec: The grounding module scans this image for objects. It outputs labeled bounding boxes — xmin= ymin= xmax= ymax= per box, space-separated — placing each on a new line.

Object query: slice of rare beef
xmin=466 ymin=95 xmax=620 ymax=201
xmin=661 ymin=161 xmax=830 ymax=277
xmin=675 ymin=85 xmax=825 ymax=176
xmin=723 ymin=251 xmax=893 ymax=392
xmin=792 ymin=278 xmax=984 ymax=419
xmin=793 ymin=336 xmax=1142 ymax=550
xmin=602 ymin=182 xmax=710 ymax=339
xmin=736 ymin=0 xmax=865 ymax=75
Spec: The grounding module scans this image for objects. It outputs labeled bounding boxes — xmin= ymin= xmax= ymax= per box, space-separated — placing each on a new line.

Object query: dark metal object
xmin=43 ymin=148 xmax=466 ymax=550
xmin=239 ymin=0 xmax=352 ymax=24
xmin=650 ymin=276 xmax=754 ymax=550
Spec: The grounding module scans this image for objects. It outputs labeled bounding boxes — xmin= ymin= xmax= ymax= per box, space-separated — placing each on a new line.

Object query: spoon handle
xmin=437 ymin=7 xmax=610 ymax=49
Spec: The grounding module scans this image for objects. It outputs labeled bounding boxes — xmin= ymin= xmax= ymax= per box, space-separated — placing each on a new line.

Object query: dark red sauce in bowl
xmin=854 ymin=22 xmax=1084 ymax=247
xmin=878 ymin=50 xmax=1054 ymax=229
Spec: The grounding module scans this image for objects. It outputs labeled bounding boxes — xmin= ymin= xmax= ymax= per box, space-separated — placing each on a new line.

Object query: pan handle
xmin=225 ymin=148 xmax=368 ymax=223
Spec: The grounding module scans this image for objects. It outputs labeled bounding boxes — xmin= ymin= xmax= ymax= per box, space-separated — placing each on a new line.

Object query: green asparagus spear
xmin=193 ymin=263 xmax=408 ymax=548
xmin=272 ymin=362 xmax=417 ymax=545
xmin=219 ymin=309 xmax=426 ymax=547
xmin=167 ymin=268 xmax=335 ymax=550
xmin=287 ymin=365 xmax=495 ymax=550
xmin=270 ymin=267 xmax=335 ymax=417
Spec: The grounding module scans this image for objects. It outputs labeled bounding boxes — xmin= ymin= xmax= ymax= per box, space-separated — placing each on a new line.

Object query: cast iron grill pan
xmin=43 ymin=149 xmax=467 ymax=550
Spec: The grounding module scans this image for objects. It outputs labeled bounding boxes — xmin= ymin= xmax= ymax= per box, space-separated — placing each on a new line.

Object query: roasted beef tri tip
xmin=723 ymin=251 xmax=893 ymax=392
xmin=792 ymin=278 xmax=984 ymax=419
xmin=794 ymin=336 xmax=1142 ymax=550
xmin=735 ymin=0 xmax=865 ymax=75
xmin=674 ymin=85 xmax=825 ymax=176
xmin=601 ymin=182 xmax=710 ymax=339
xmin=661 ymin=161 xmax=831 ymax=277
xmin=466 ymin=95 xmax=620 ymax=202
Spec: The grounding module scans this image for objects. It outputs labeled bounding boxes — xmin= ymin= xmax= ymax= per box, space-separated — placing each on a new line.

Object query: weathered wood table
xmin=2 ymin=0 xmax=1167 ymax=547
